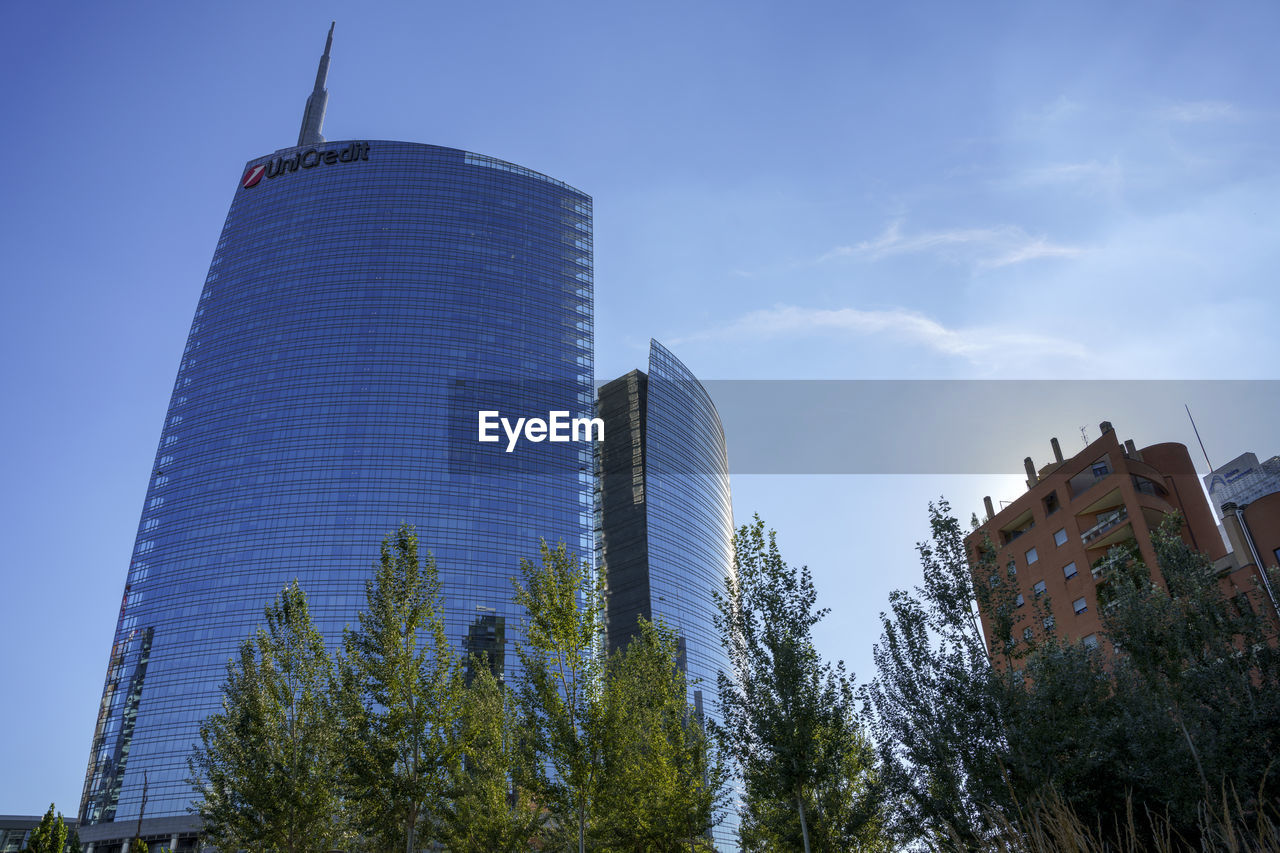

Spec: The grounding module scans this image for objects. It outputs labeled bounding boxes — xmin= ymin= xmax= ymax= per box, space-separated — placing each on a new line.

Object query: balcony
xmin=1081 ymin=506 xmax=1130 ymax=546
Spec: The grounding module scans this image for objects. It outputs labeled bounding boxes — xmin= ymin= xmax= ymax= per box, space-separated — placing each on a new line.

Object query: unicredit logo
xmin=241 ymin=142 xmax=372 ymax=189
xmin=241 ymin=164 xmax=266 ymax=188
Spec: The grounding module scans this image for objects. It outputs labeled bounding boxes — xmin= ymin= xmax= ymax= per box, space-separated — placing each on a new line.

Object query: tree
xmin=512 ymin=540 xmax=604 ymax=853
xmin=338 ymin=524 xmax=464 ymax=853
xmin=440 ymin=658 xmax=545 ymax=852
xmin=23 ymin=804 xmax=68 ymax=853
xmin=1092 ymin=515 xmax=1280 ymax=837
xmin=189 ymin=582 xmax=341 ymax=853
xmin=593 ymin=618 xmax=729 ymax=852
xmin=867 ymin=502 xmax=1280 ymax=848
xmin=716 ymin=516 xmax=886 ymax=852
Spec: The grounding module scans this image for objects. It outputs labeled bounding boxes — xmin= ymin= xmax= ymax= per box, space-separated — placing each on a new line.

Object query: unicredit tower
xmin=78 ymin=25 xmax=593 ymax=850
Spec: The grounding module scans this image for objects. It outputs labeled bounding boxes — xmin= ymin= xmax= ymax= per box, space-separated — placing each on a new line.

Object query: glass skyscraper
xmin=78 ymin=28 xmax=592 ymax=851
xmin=596 ymin=339 xmax=736 ymax=849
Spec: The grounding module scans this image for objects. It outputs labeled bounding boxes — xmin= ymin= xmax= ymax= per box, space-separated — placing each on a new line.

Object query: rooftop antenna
xmin=1185 ymin=403 xmax=1213 ymax=471
xmin=1080 ymin=425 xmax=1089 ymax=447
xmin=297 ymin=22 xmax=334 ymax=147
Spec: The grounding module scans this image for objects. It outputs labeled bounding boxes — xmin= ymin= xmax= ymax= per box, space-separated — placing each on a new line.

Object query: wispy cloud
xmin=1014 ymin=159 xmax=1123 ymax=194
xmin=674 ymin=304 xmax=1094 ymax=366
xmin=819 ymin=221 xmax=1083 ymax=270
xmin=1159 ymin=100 xmax=1238 ymax=123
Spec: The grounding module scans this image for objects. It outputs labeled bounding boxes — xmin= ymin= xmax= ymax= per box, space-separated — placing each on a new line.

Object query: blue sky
xmin=3 ymin=0 xmax=1279 ymax=816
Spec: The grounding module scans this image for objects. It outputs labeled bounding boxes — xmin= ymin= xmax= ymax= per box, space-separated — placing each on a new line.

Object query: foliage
xmin=717 ymin=516 xmax=887 ymax=852
xmin=868 ymin=502 xmax=1280 ymax=848
xmin=23 ymin=804 xmax=68 ymax=853
xmin=440 ymin=659 xmax=545 ymax=852
xmin=511 ymin=541 xmax=604 ymax=853
xmin=593 ymin=618 xmax=729 ymax=852
xmin=338 ymin=524 xmax=464 ymax=853
xmin=864 ymin=500 xmax=1014 ymax=847
xmin=1087 ymin=515 xmax=1280 ymax=838
xmin=188 ymin=582 xmax=341 ymax=853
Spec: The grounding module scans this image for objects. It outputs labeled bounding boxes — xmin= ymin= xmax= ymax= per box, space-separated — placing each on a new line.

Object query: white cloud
xmin=1159 ymin=100 xmax=1238 ymax=123
xmin=674 ymin=304 xmax=1095 ymax=367
xmin=819 ymin=221 xmax=1083 ymax=270
xmin=1013 ymin=159 xmax=1124 ymax=195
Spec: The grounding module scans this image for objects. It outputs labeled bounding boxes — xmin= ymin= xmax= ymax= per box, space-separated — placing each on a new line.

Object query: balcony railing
xmin=1081 ymin=506 xmax=1129 ymax=546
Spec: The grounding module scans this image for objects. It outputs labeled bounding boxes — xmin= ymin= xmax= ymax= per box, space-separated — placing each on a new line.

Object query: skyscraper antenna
xmin=1185 ymin=403 xmax=1213 ymax=470
xmin=297 ymin=22 xmax=334 ymax=147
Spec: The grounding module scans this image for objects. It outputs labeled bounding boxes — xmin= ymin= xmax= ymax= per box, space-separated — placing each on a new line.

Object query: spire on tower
xmin=297 ymin=22 xmax=334 ymax=147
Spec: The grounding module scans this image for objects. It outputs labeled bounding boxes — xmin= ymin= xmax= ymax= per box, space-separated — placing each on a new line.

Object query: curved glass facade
xmin=596 ymin=339 xmax=736 ymax=849
xmin=643 ymin=340 xmax=734 ymax=718
xmin=78 ymin=141 xmax=593 ymax=840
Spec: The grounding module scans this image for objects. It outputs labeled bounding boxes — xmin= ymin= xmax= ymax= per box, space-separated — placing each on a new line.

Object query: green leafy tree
xmin=189 ymin=582 xmax=341 ymax=853
xmin=512 ymin=541 xmax=604 ymax=853
xmin=440 ymin=658 xmax=545 ymax=852
xmin=716 ymin=517 xmax=887 ymax=852
xmin=868 ymin=503 xmax=1280 ymax=848
xmin=338 ymin=524 xmax=464 ymax=853
xmin=1092 ymin=515 xmax=1280 ymax=836
xmin=863 ymin=500 xmax=1014 ymax=847
xmin=593 ymin=617 xmax=729 ymax=852
xmin=23 ymin=804 xmax=68 ymax=853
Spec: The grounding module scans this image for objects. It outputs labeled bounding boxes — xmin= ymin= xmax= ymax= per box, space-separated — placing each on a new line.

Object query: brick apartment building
xmin=967 ymin=421 xmax=1279 ymax=659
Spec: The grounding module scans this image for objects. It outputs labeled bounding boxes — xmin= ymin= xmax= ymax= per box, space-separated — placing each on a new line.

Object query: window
xmin=989 ymin=573 xmax=1000 ymax=588
xmin=1026 ymin=547 xmax=1039 ymax=565
xmin=1063 ymin=561 xmax=1078 ymax=580
xmin=1043 ymin=491 xmax=1060 ymax=515
xmin=1015 ymin=593 xmax=1025 ymax=607
xmin=1054 ymin=528 xmax=1068 ymax=546
xmin=1007 ymin=558 xmax=1017 ymax=576
xmin=1023 ymin=627 xmax=1034 ymax=641
xmin=1033 ymin=580 xmax=1047 ymax=597
xmin=1092 ymin=461 xmax=1110 ymax=478
xmin=1073 ymin=596 xmax=1088 ymax=615
xmin=1082 ymin=633 xmax=1099 ymax=649
xmin=1044 ymin=614 xmax=1055 ymax=630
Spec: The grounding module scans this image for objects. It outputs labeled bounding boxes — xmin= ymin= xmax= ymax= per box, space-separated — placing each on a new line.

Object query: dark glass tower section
xmin=78 ymin=31 xmax=592 ymax=850
xmin=595 ymin=339 xmax=735 ymax=848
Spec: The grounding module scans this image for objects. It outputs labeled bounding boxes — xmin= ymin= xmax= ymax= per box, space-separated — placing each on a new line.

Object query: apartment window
xmin=1082 ymin=633 xmax=1099 ymax=650
xmin=1073 ymin=596 xmax=1088 ymax=615
xmin=1026 ymin=547 xmax=1039 ymax=565
xmin=989 ymin=573 xmax=1000 ymax=588
xmin=1015 ymin=593 xmax=1025 ymax=607
xmin=1063 ymin=561 xmax=1078 ymax=580
xmin=1043 ymin=491 xmax=1060 ymax=515
xmin=1007 ymin=558 xmax=1017 ymax=577
xmin=1092 ymin=461 xmax=1110 ymax=478
xmin=1044 ymin=614 xmax=1055 ymax=630
xmin=1054 ymin=528 xmax=1069 ymax=546
xmin=1033 ymin=580 xmax=1047 ymax=597
xmin=1023 ymin=627 xmax=1034 ymax=641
